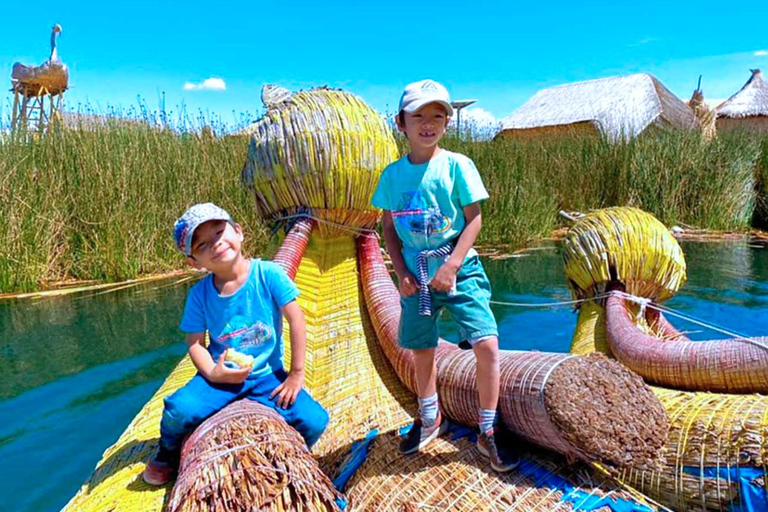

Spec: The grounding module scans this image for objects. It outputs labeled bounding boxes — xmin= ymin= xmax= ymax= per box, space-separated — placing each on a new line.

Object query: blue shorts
xmin=398 ymin=255 xmax=498 ymax=350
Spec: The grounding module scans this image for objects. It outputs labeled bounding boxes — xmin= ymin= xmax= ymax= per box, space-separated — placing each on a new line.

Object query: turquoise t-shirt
xmin=371 ymin=150 xmax=489 ymax=280
xmin=179 ymin=259 xmax=299 ymax=379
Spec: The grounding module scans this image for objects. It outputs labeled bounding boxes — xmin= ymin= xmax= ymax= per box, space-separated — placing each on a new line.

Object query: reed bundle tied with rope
xmin=562 ymin=207 xmax=687 ymax=302
xmin=242 ymin=85 xmax=399 ymax=238
xmin=167 ymin=400 xmax=342 ymax=512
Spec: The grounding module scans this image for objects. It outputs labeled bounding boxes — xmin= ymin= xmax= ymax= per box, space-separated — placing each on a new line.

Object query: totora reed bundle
xmin=241 ymin=85 xmax=399 ymax=237
xmin=563 ymin=207 xmax=687 ymax=302
xmin=167 ymin=400 xmax=342 ymax=512
xmin=358 ymin=233 xmax=669 ymax=470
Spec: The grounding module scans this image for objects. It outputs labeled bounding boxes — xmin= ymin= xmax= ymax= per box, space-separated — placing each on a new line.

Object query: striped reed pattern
xmin=241 ymin=87 xmax=399 ymax=238
xmin=606 ymin=294 xmax=768 ymax=393
xmin=563 ymin=207 xmax=687 ymax=302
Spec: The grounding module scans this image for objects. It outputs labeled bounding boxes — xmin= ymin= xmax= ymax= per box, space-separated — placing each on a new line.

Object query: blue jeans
xmin=158 ymin=369 xmax=329 ymax=458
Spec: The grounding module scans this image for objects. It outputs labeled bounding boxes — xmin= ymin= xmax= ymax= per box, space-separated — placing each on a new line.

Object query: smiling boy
xmin=142 ymin=203 xmax=328 ymax=485
xmin=371 ymin=80 xmax=518 ymax=472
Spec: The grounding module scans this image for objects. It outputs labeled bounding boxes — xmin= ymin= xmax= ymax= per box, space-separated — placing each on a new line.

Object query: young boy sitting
xmin=142 ymin=202 xmax=329 ymax=485
xmin=371 ymin=80 xmax=518 ymax=472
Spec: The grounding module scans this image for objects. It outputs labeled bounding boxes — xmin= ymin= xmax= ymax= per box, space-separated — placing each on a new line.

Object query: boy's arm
xmin=382 ymin=210 xmax=418 ymax=297
xmin=186 ymin=332 xmax=251 ymax=384
xmin=430 ymin=202 xmax=482 ymax=292
xmin=270 ymin=300 xmax=306 ymax=408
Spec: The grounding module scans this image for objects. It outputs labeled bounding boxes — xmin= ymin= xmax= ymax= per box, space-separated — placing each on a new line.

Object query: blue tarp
xmin=684 ymin=466 xmax=767 ymax=512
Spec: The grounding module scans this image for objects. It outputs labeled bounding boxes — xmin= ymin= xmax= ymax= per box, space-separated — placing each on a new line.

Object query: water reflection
xmin=0 ymin=277 xmax=195 ymax=399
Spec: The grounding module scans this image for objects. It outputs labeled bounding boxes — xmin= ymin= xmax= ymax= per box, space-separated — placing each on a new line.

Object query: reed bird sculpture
xmin=10 ymin=24 xmax=69 ymax=132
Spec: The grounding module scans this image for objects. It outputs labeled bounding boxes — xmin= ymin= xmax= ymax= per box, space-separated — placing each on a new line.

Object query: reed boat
xmin=64 ymin=88 xmax=674 ymax=512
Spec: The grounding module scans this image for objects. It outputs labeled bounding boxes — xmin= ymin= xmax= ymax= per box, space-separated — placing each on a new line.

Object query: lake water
xmin=1 ymin=241 xmax=766 ymax=512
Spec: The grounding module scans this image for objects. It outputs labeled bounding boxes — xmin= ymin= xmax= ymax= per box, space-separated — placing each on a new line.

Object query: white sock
xmin=479 ymin=408 xmax=497 ymax=434
xmin=418 ymin=394 xmax=439 ymax=428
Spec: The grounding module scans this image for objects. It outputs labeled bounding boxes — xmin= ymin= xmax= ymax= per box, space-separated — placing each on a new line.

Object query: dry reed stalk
xmin=168 ymin=400 xmax=342 ymax=512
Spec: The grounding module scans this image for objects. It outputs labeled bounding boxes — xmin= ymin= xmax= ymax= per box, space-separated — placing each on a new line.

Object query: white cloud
xmin=456 ymin=107 xmax=498 ymax=129
xmin=183 ymin=77 xmax=226 ymax=91
xmin=755 ymin=50 xmax=768 ymax=57
xmin=452 ymin=107 xmax=500 ymax=139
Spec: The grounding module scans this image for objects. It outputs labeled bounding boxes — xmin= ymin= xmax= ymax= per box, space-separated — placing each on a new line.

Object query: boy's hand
xmin=270 ymin=368 xmax=305 ymax=408
xmin=396 ymin=270 xmax=419 ymax=297
xmin=430 ymin=261 xmax=459 ymax=293
xmin=207 ymin=350 xmax=252 ymax=384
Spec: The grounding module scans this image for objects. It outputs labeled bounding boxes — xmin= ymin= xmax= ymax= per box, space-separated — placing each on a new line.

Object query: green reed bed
xmin=0 ymin=125 xmax=265 ymax=292
xmin=753 ymin=133 xmax=768 ymax=229
xmin=1 ymin=124 xmax=766 ymax=293
xmin=443 ymin=131 xmax=762 ymax=244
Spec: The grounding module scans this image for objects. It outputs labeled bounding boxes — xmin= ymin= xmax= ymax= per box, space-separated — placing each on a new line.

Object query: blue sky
xmin=1 ymin=0 xmax=766 ymax=130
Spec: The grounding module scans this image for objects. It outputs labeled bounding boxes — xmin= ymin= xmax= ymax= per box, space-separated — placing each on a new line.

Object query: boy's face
xmin=397 ymin=102 xmax=450 ymax=152
xmin=188 ymin=219 xmax=244 ymax=270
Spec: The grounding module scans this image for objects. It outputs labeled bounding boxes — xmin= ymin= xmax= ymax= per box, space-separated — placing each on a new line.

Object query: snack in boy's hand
xmin=225 ymin=349 xmax=255 ymax=368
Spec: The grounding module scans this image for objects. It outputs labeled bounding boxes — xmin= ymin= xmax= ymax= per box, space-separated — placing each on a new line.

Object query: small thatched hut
xmin=496 ymin=73 xmax=700 ymax=142
xmin=715 ymin=69 xmax=768 ymax=133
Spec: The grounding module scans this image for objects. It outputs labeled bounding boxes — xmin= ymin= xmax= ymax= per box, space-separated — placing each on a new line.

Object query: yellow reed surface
xmin=569 ymin=301 xmax=609 ymax=355
xmin=284 ymin=235 xmax=414 ymax=470
xmin=347 ymin=429 xmax=660 ymax=511
xmin=61 ymin=356 xmax=197 ymax=512
xmin=570 ymin=304 xmax=768 ymax=512
xmin=242 ymin=88 xmax=399 ymax=231
xmin=563 ymin=207 xmax=687 ymax=302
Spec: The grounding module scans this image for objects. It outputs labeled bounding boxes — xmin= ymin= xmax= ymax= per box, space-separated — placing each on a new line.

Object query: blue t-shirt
xmin=371 ymin=150 xmax=489 ymax=280
xmin=179 ymin=259 xmax=300 ymax=379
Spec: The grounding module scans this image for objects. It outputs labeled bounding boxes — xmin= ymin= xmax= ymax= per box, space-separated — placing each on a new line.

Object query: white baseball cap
xmin=398 ymin=79 xmax=454 ymax=117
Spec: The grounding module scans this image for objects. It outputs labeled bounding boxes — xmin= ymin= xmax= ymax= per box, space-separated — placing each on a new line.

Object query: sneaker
xmin=477 ymin=428 xmax=519 ymax=472
xmin=142 ymin=458 xmax=176 ymax=486
xmin=399 ymin=411 xmax=447 ymax=455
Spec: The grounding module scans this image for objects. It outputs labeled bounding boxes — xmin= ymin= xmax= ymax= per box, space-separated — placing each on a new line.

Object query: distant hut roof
xmin=715 ymin=69 xmax=768 ymax=118
xmin=498 ymin=73 xmax=699 ymax=141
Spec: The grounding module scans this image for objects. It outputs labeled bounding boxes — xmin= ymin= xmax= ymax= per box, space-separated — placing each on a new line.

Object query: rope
xmin=490 ymin=293 xmax=612 ymax=308
xmin=271 ymin=212 xmax=379 ymax=237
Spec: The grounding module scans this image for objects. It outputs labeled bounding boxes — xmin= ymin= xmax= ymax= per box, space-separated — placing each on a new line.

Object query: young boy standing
xmin=143 ymin=203 xmax=329 ymax=485
xmin=371 ymin=80 xmax=517 ymax=472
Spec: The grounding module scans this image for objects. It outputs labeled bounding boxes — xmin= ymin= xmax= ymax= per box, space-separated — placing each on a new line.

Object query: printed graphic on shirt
xmin=392 ymin=190 xmax=451 ymax=237
xmin=218 ymin=317 xmax=273 ymax=351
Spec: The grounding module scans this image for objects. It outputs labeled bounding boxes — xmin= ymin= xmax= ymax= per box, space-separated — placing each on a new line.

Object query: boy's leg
xmin=398 ymin=293 xmax=446 ymax=454
xmin=471 ymin=336 xmax=500 ymax=413
xmin=145 ymin=374 xmax=248 ymax=485
xmin=246 ymin=369 xmax=329 ymax=449
xmin=442 ymin=256 xmax=518 ymax=471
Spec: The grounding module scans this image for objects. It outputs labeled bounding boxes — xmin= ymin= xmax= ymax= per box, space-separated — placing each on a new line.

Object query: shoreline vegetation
xmin=1 ymin=121 xmax=767 ymax=293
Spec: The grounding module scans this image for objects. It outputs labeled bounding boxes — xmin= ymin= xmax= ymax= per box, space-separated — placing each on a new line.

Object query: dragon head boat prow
xmin=565 ymin=206 xmax=768 ymax=511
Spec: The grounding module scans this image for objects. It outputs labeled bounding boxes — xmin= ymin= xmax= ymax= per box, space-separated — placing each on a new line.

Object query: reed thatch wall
xmin=497 ymin=73 xmax=700 ymax=141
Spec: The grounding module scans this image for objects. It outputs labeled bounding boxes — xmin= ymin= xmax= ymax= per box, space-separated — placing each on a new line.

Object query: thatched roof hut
xmin=496 ymin=73 xmax=700 ymax=141
xmin=715 ymin=69 xmax=768 ymax=133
